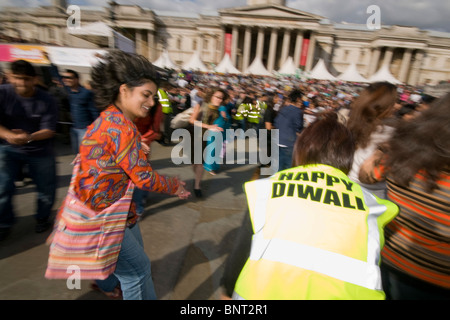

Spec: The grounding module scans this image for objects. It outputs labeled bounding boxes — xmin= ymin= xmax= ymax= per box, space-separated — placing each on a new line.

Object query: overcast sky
xmin=1 ymin=0 xmax=449 ymax=33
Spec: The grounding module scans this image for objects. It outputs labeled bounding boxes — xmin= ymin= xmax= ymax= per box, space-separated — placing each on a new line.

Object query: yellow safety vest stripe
xmin=158 ymin=89 xmax=172 ymax=113
xmin=234 ymin=260 xmax=385 ymax=300
xmin=234 ymin=164 xmax=398 ymax=300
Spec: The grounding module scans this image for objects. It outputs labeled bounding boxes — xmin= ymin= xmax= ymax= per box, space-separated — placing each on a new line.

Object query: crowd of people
xmin=0 ymin=50 xmax=448 ymax=300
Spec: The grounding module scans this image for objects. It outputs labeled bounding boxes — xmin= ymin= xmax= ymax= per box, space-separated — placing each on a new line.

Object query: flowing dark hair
xmin=292 ymin=112 xmax=355 ymax=174
xmin=204 ymin=87 xmax=229 ymax=105
xmin=90 ymin=50 xmax=159 ymax=110
xmin=385 ymin=92 xmax=450 ymax=191
xmin=347 ymin=81 xmax=397 ymax=148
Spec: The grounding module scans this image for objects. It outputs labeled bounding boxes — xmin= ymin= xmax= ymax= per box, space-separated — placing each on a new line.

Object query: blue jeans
xmin=278 ymin=146 xmax=293 ymax=172
xmin=132 ymin=188 xmax=148 ymax=215
xmin=95 ymin=223 xmax=157 ymax=300
xmin=70 ymin=127 xmax=87 ymax=154
xmin=0 ymin=145 xmax=56 ymax=227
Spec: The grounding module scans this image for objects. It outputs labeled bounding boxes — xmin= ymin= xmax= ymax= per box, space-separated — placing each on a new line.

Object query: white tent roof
xmin=215 ymin=53 xmax=241 ymax=74
xmin=68 ymin=21 xmax=134 ymax=53
xmin=153 ymin=49 xmax=178 ymax=69
xmin=337 ymin=62 xmax=369 ymax=82
xmin=309 ymin=59 xmax=337 ymax=81
xmin=277 ymin=57 xmax=297 ymax=75
xmin=182 ymin=52 xmax=208 ymax=72
xmin=369 ymin=64 xmax=402 ymax=84
xmin=245 ymin=56 xmax=272 ymax=76
xmin=68 ymin=21 xmax=113 ymax=37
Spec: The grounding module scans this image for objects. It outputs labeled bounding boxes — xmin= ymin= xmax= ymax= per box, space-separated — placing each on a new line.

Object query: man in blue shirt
xmin=61 ymin=69 xmax=98 ymax=154
xmin=274 ymin=89 xmax=304 ymax=171
xmin=0 ymin=60 xmax=58 ymax=240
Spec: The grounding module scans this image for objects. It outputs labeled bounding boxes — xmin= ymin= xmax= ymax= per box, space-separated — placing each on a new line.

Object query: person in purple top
xmin=0 ymin=60 xmax=58 ymax=240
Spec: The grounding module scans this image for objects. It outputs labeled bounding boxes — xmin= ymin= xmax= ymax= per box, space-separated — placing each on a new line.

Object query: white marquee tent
xmin=337 ymin=62 xmax=369 ymax=82
xmin=245 ymin=56 xmax=272 ymax=76
xmin=309 ymin=59 xmax=337 ymax=81
xmin=182 ymin=52 xmax=209 ymax=72
xmin=153 ymin=49 xmax=178 ymax=69
xmin=215 ymin=53 xmax=241 ymax=74
xmin=277 ymin=56 xmax=298 ymax=75
xmin=369 ymin=64 xmax=402 ymax=84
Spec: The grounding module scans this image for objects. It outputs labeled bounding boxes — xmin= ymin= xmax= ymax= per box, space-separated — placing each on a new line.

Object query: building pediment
xmin=219 ymin=5 xmax=323 ymax=22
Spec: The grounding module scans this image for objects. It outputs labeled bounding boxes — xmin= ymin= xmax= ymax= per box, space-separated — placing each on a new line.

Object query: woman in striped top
xmin=359 ymin=92 xmax=450 ymax=299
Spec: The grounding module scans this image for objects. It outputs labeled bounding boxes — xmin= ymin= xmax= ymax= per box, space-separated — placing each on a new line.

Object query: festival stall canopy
xmin=277 ymin=57 xmax=298 ymax=75
xmin=153 ymin=49 xmax=178 ymax=69
xmin=337 ymin=62 xmax=369 ymax=83
xmin=369 ymin=64 xmax=402 ymax=84
xmin=0 ymin=44 xmax=106 ymax=67
xmin=245 ymin=56 xmax=272 ymax=76
xmin=215 ymin=53 xmax=241 ymax=74
xmin=182 ymin=52 xmax=209 ymax=72
xmin=46 ymin=46 xmax=107 ymax=67
xmin=309 ymin=59 xmax=337 ymax=81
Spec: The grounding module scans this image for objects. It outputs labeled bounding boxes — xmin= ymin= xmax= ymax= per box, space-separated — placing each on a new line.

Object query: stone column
xmin=267 ymin=28 xmax=278 ymax=72
xmin=383 ymin=47 xmax=394 ymax=67
xmin=320 ymin=42 xmax=332 ymax=69
xmin=242 ymin=27 xmax=252 ymax=71
xmin=256 ymin=27 xmax=265 ymax=59
xmin=220 ymin=28 xmax=225 ymax=58
xmin=280 ymin=28 xmax=291 ymax=66
xmin=305 ymin=32 xmax=316 ymax=72
xmin=408 ymin=50 xmax=425 ymax=86
xmin=147 ymin=30 xmax=155 ymax=62
xmin=398 ymin=48 xmax=412 ymax=83
xmin=368 ymin=47 xmax=381 ymax=76
xmin=135 ymin=29 xmax=143 ymax=55
xmin=293 ymin=31 xmax=304 ymax=68
xmin=231 ymin=26 xmax=239 ymax=66
xmin=198 ymin=34 xmax=204 ymax=59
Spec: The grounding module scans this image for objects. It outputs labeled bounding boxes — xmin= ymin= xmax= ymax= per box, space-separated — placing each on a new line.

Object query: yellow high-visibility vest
xmin=233 ymin=164 xmax=398 ymax=300
xmin=233 ymin=103 xmax=248 ymax=120
xmin=158 ymin=89 xmax=172 ymax=114
xmin=246 ymin=103 xmax=260 ymax=124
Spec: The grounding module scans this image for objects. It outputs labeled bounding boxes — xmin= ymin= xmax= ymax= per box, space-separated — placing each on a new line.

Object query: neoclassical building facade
xmin=1 ymin=0 xmax=449 ymax=85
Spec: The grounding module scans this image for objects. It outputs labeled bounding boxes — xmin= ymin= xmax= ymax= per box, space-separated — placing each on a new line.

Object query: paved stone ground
xmin=0 ymin=136 xmax=262 ymax=300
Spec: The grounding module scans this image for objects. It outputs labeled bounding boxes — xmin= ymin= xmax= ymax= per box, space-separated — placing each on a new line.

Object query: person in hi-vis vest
xmin=158 ymin=87 xmax=173 ymax=145
xmin=220 ymin=112 xmax=399 ymax=300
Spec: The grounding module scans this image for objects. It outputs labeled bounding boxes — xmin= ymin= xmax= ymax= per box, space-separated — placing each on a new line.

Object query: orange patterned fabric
xmin=73 ymin=105 xmax=180 ymax=222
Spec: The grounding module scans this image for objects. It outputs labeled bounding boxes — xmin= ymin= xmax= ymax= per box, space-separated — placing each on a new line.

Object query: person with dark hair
xmin=61 ymin=68 xmax=99 ymax=153
xmin=188 ymin=87 xmax=229 ymax=196
xmin=132 ymin=100 xmax=163 ymax=216
xmin=347 ymin=81 xmax=398 ymax=199
xmin=359 ymin=92 xmax=450 ymax=300
xmin=0 ymin=59 xmax=58 ymax=240
xmin=273 ymin=89 xmax=304 ymax=171
xmin=261 ymin=92 xmax=276 ymax=169
xmin=45 ymin=51 xmax=190 ymax=300
xmin=220 ymin=112 xmax=398 ymax=300
xmin=417 ymin=93 xmax=436 ymax=114
xmin=395 ymin=103 xmax=417 ymax=120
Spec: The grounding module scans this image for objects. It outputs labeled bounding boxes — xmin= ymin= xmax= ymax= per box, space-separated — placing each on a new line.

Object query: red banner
xmin=300 ymin=39 xmax=310 ymax=67
xmin=224 ymin=33 xmax=232 ymax=56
